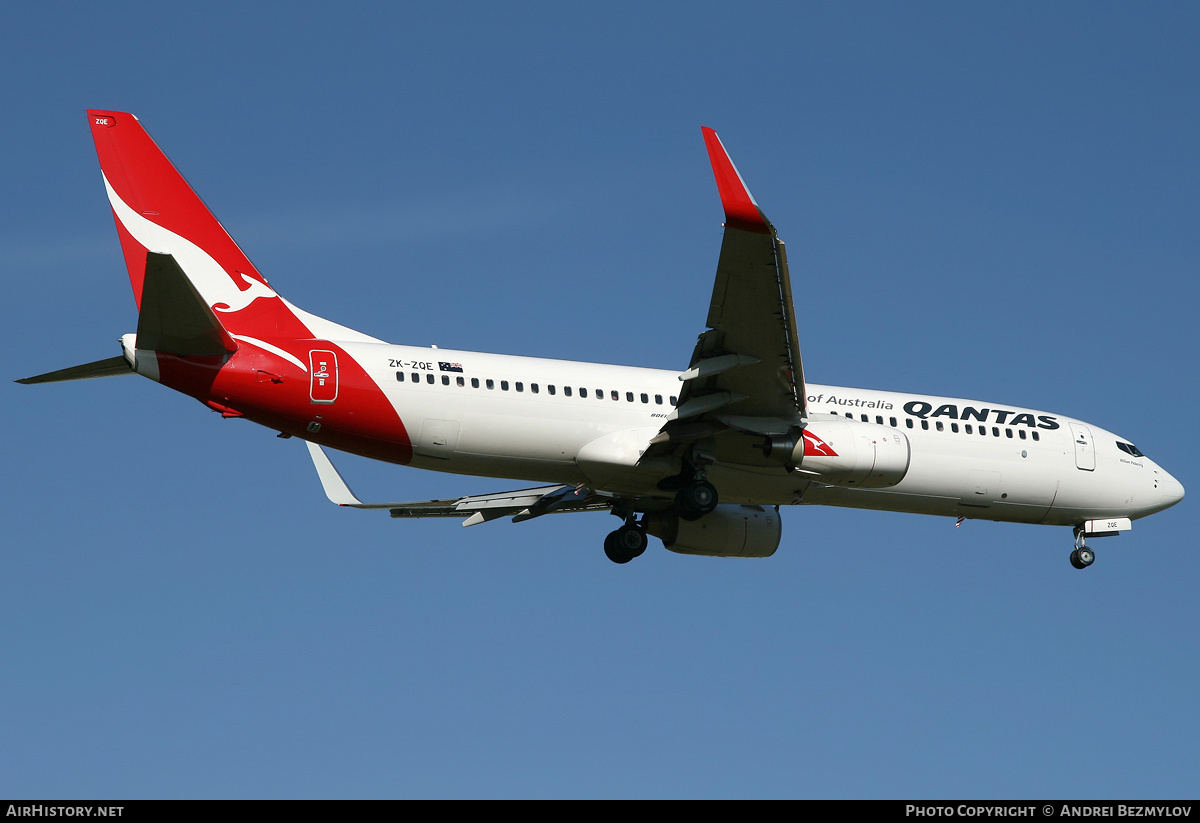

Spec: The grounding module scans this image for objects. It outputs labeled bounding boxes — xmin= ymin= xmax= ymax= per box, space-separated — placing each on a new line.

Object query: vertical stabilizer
xmin=87 ymin=110 xmax=355 ymax=342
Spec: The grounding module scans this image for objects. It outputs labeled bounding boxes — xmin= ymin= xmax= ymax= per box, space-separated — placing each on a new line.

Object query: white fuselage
xmin=346 ymin=342 xmax=1184 ymax=527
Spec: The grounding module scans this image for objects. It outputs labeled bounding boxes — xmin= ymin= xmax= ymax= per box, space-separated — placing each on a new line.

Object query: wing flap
xmin=306 ymin=442 xmax=611 ymax=525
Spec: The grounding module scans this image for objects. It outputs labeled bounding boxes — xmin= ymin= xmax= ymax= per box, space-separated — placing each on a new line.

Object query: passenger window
xmin=580 ymin=388 xmax=587 ymax=398
xmin=442 ymin=375 xmax=450 ymax=385
xmin=641 ymin=393 xmax=648 ymax=404
xmin=890 ymin=417 xmax=897 ymax=427
xmin=906 ymin=419 xmax=914 ymax=428
xmin=1032 ymin=431 xmax=1040 ymax=441
xmin=471 ymin=378 xmax=479 ymax=388
xmin=501 ymin=381 xmax=509 ymax=391
xmin=655 ymin=395 xmax=663 ymax=405
xmin=612 ymin=390 xmax=620 ymax=401
xmin=1005 ymin=428 xmax=1013 ymax=438
xmin=876 ymin=415 xmax=883 ymax=424
xmin=670 ymin=396 xmax=678 ymax=406
xmin=564 ymin=386 xmax=572 ymax=397
xmin=396 ymin=372 xmax=404 ymax=382
xmin=457 ymin=376 xmax=465 ymax=387
xmin=861 ymin=414 xmax=868 ymax=422
xmin=548 ymin=385 xmax=556 ymax=395
xmin=531 ymin=383 xmax=539 ymax=394
xmin=992 ymin=427 xmax=1000 ymax=437
xmin=936 ymin=421 xmax=944 ymax=432
xmin=1019 ymin=429 xmax=1026 ymax=440
xmin=426 ymin=374 xmax=434 ymax=384
xmin=626 ymin=392 xmax=634 ymax=402
xmin=486 ymin=379 xmax=494 ymax=390
xmin=411 ymin=373 xmax=419 ymax=383
xmin=965 ymin=424 xmax=973 ymax=434
xmin=951 ymin=423 xmax=959 ymax=433
xmin=921 ymin=420 xmax=929 ymax=430
xmin=516 ymin=382 xmax=524 ymax=392
xmin=846 ymin=413 xmax=852 ymax=419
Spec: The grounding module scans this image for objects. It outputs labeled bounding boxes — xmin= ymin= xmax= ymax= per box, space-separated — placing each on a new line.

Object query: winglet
xmin=306 ymin=441 xmax=364 ymax=506
xmin=701 ymin=127 xmax=771 ymax=234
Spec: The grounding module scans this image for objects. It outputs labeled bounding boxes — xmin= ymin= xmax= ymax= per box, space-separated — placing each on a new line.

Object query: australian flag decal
xmin=439 ymin=362 xmax=464 ymax=373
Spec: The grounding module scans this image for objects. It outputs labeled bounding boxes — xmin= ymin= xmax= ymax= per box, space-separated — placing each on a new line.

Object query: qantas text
xmin=903 ymin=401 xmax=1059 ymax=430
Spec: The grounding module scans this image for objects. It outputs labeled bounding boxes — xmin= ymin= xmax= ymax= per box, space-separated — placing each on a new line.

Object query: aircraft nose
xmin=1159 ymin=468 xmax=1185 ymax=510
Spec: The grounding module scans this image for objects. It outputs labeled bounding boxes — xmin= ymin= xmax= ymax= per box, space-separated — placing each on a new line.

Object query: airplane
xmin=18 ymin=110 xmax=1184 ymax=568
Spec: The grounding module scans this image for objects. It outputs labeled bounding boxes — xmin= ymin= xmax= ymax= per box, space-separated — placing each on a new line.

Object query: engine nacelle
xmin=644 ymin=505 xmax=782 ymax=558
xmin=766 ymin=418 xmax=911 ymax=488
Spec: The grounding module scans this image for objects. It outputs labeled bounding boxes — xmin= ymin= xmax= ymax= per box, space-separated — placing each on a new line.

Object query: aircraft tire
xmin=604 ymin=530 xmax=635 ymax=564
xmin=675 ymin=481 xmax=718 ymax=521
xmin=617 ymin=524 xmax=647 ymax=558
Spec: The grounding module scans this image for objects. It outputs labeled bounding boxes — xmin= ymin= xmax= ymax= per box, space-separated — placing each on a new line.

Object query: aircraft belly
xmin=795 ymin=438 xmax=1063 ymax=524
xmin=407 ymin=451 xmax=587 ymax=485
xmin=402 ymin=399 xmax=639 ymax=488
xmin=1047 ymin=447 xmax=1158 ymax=522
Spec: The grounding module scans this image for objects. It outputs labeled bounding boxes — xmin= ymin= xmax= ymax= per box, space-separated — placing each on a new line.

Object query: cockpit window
xmin=1116 ymin=441 xmax=1145 ymax=458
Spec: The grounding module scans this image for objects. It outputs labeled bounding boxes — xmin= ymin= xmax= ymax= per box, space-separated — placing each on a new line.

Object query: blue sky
xmin=3 ymin=2 xmax=1198 ymax=798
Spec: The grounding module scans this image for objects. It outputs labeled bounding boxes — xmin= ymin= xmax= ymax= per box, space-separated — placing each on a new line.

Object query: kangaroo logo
xmin=104 ymin=174 xmax=280 ymax=315
xmin=802 ymin=429 xmax=839 ymax=457
xmin=213 ymin=271 xmax=278 ymax=313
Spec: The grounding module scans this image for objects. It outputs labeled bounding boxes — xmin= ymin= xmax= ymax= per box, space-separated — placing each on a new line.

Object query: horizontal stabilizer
xmin=16 ymin=355 xmax=133 ymax=385
xmin=137 ymin=252 xmax=238 ymax=356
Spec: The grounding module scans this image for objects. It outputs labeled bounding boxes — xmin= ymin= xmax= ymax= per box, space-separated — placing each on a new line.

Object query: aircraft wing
xmin=646 ymin=130 xmax=805 ymax=459
xmin=306 ymin=442 xmax=611 ymax=526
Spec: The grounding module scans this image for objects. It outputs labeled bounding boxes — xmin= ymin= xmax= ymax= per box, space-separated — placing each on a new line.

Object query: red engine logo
xmin=802 ymin=429 xmax=839 ymax=457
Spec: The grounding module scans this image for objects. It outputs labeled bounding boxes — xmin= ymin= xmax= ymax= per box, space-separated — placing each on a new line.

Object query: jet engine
xmin=761 ymin=418 xmax=911 ymax=488
xmin=643 ymin=505 xmax=782 ymax=557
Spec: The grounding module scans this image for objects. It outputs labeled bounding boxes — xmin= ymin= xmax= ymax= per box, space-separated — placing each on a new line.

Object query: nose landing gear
xmin=1070 ymin=526 xmax=1095 ymax=569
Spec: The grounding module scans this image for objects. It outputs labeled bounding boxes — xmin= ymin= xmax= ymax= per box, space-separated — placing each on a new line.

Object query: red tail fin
xmin=88 ymin=110 xmax=317 ymax=340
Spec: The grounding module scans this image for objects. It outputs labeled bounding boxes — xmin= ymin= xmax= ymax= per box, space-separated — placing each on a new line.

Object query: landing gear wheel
xmin=604 ymin=531 xmax=631 ymax=564
xmin=1070 ymin=547 xmax=1095 ymax=569
xmin=675 ymin=481 xmax=718 ymax=521
xmin=604 ymin=524 xmax=648 ymax=564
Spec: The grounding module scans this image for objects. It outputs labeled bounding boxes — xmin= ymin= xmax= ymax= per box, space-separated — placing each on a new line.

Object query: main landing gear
xmin=674 ymin=478 xmax=718 ymax=521
xmin=1070 ymin=526 xmax=1095 ymax=570
xmin=606 ymin=461 xmax=720 ymax=564
xmin=604 ymin=521 xmax=648 ymax=565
